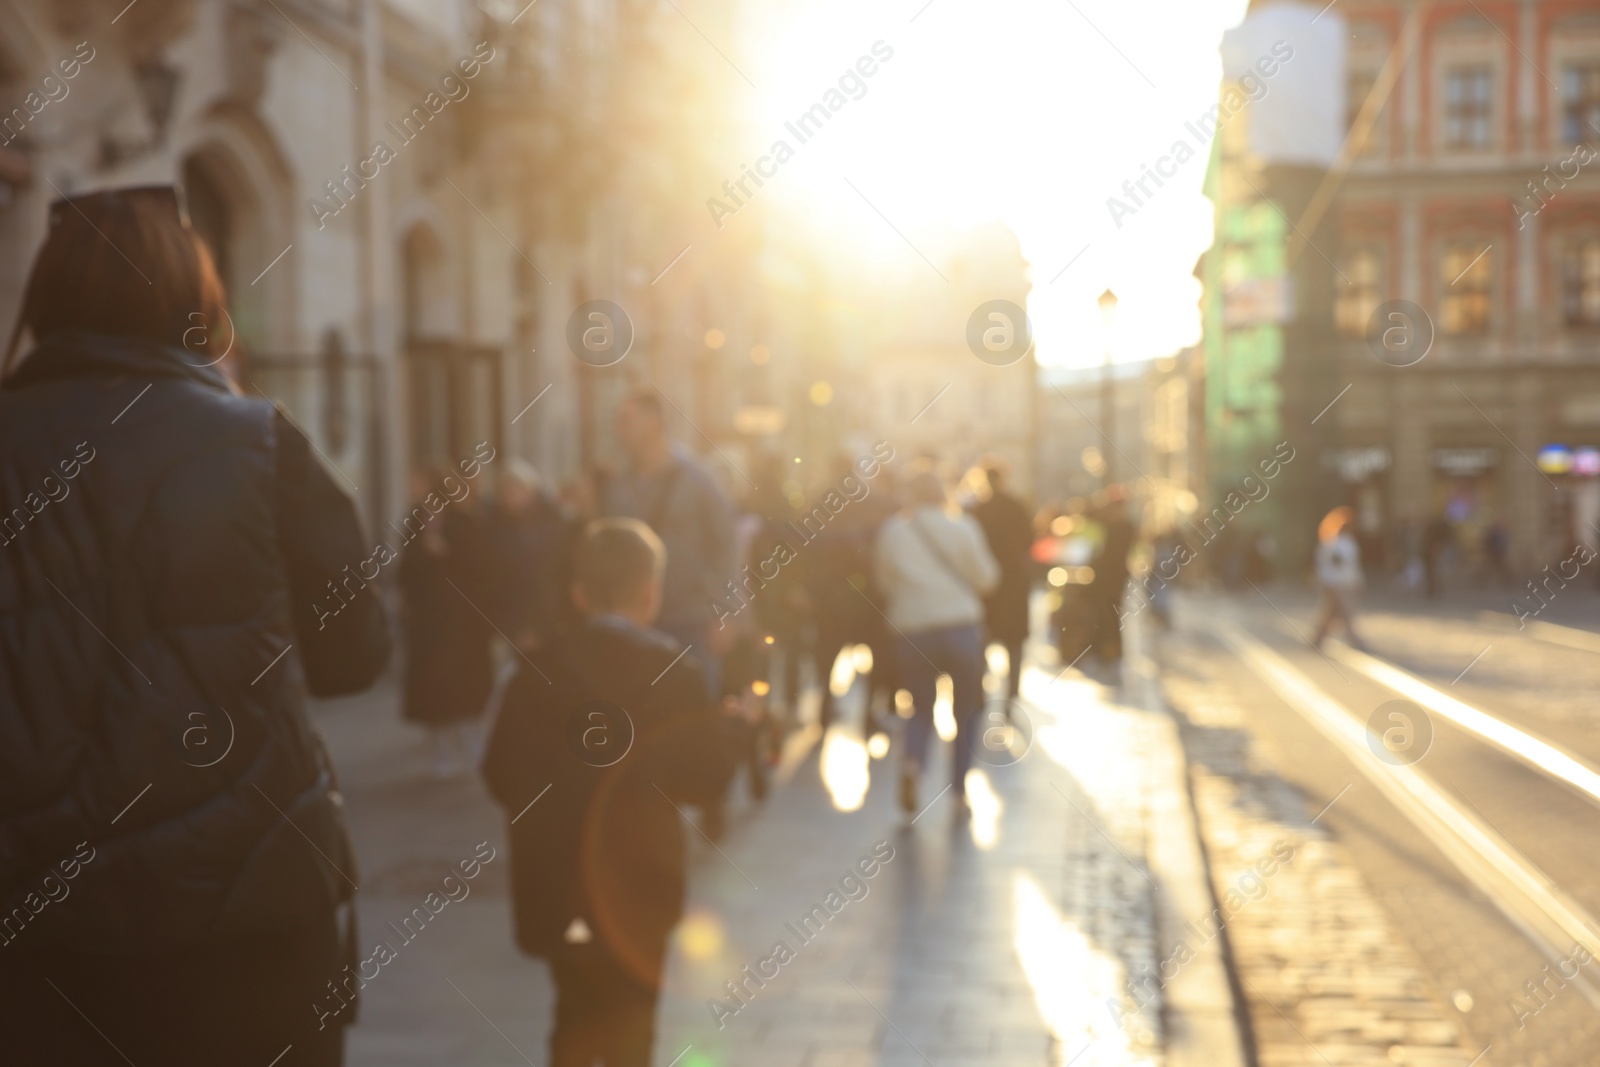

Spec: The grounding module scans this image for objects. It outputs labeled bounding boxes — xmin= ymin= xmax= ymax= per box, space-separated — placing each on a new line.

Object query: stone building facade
xmin=0 ymin=0 xmax=773 ymax=525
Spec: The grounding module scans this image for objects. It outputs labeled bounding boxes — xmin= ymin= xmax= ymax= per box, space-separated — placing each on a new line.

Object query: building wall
xmin=1330 ymin=0 xmax=1600 ymax=571
xmin=0 ymin=0 xmax=525 ymax=528
xmin=1206 ymin=0 xmax=1600 ymax=576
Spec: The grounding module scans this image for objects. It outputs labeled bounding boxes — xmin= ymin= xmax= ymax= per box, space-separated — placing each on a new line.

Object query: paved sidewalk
xmin=312 ymin=632 xmax=1240 ymax=1066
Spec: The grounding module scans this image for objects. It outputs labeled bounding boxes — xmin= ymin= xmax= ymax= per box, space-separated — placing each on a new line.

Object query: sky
xmin=727 ymin=0 xmax=1255 ymax=369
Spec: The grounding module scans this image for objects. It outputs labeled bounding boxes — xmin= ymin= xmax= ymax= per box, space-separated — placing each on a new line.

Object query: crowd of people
xmin=389 ymin=387 xmax=1055 ymax=1062
xmin=396 ymin=387 xmax=1050 ymax=807
xmin=0 ymin=187 xmax=1062 ymax=1067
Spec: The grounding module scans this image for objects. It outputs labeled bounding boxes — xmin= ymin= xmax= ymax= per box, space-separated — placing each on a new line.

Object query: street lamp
xmin=1098 ymin=288 xmax=1118 ymax=486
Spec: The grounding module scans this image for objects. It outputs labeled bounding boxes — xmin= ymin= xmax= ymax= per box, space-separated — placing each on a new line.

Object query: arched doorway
xmin=402 ymin=221 xmax=500 ymax=470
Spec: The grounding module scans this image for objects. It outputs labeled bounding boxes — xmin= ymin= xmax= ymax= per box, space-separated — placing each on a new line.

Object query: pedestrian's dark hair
xmin=575 ymin=518 xmax=666 ymax=611
xmin=3 ymin=185 xmax=229 ymax=378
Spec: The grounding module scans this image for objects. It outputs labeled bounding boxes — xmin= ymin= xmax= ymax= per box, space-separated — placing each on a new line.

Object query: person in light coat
xmin=874 ymin=468 xmax=1000 ymax=817
xmin=1312 ymin=506 xmax=1368 ymax=651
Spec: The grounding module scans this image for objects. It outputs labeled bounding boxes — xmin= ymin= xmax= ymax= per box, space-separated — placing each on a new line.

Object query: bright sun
xmin=713 ymin=0 xmax=1252 ymax=369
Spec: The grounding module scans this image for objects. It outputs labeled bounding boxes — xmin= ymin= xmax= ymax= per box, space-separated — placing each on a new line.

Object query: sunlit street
xmin=3 ymin=1 xmax=1600 ymax=1065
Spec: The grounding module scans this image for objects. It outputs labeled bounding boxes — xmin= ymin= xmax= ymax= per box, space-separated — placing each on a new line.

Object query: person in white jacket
xmin=874 ymin=468 xmax=1000 ymax=817
xmin=1312 ymin=506 xmax=1368 ymax=651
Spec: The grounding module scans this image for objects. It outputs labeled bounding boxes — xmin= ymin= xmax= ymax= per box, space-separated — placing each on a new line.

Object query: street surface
xmin=306 ymin=584 xmax=1600 ymax=1067
xmin=1160 ymin=586 xmax=1600 ymax=1067
xmin=312 ymin=624 xmax=1236 ymax=1067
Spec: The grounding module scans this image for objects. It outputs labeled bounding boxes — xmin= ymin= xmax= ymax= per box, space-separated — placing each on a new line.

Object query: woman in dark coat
xmin=399 ymin=468 xmax=494 ymax=776
xmin=970 ymin=461 xmax=1035 ymax=701
xmin=0 ymin=185 xmax=390 ymax=1066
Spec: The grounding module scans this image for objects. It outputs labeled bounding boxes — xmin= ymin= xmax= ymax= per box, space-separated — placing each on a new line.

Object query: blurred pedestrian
xmin=875 ymin=467 xmax=999 ymax=818
xmin=854 ymin=464 xmax=903 ymax=733
xmin=807 ymin=455 xmax=894 ymax=733
xmin=737 ymin=460 xmax=808 ymax=740
xmin=713 ymin=482 xmax=793 ymax=803
xmin=605 ymin=389 xmax=735 ymax=697
xmin=1087 ymin=487 xmax=1135 ymax=673
xmin=1312 ymin=506 xmax=1368 ymax=652
xmin=481 ymin=519 xmax=739 ymax=1067
xmin=1482 ymin=520 xmax=1512 ymax=587
xmin=399 ymin=467 xmax=495 ymax=778
xmin=486 ymin=459 xmax=567 ymax=654
xmin=0 ymin=184 xmax=390 ymax=1066
xmin=969 ymin=459 xmax=1034 ymax=703
xmin=1423 ymin=514 xmax=1452 ymax=599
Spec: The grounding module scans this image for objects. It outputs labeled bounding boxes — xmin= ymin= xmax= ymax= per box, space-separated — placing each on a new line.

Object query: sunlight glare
xmin=1012 ymin=872 xmax=1154 ymax=1063
xmin=677 ymin=909 xmax=725 ymax=962
xmin=820 ymin=728 xmax=870 ymax=812
xmin=829 ymin=647 xmax=857 ymax=697
xmin=934 ymin=674 xmax=956 ymax=742
xmin=964 ymin=769 xmax=1003 ymax=850
xmin=738 ymin=0 xmax=1252 ymax=368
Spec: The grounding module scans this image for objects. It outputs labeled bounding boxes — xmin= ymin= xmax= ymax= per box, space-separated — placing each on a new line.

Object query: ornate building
xmin=1204 ymin=0 xmax=1600 ymax=575
xmin=1329 ymin=0 xmax=1600 ymax=572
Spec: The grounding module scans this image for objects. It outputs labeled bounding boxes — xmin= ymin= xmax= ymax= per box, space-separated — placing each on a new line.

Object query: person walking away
xmin=712 ymin=489 xmax=786 ymax=805
xmin=485 ymin=460 xmax=568 ymax=655
xmin=1483 ymin=520 xmax=1512 ymax=587
xmin=0 ymin=184 xmax=391 ymax=1066
xmin=399 ymin=467 xmax=495 ymax=778
xmin=1312 ymin=506 xmax=1368 ymax=651
xmin=969 ymin=460 xmax=1034 ymax=705
xmin=1087 ymin=487 xmax=1135 ymax=675
xmin=605 ymin=389 xmax=735 ymax=697
xmin=739 ymin=460 xmax=808 ymax=743
xmin=1423 ymin=514 xmax=1452 ymax=599
xmin=805 ymin=456 xmax=885 ymax=732
xmin=856 ymin=466 xmax=904 ymax=734
xmin=875 ymin=468 xmax=1000 ymax=819
xmin=481 ymin=520 xmax=740 ymax=1067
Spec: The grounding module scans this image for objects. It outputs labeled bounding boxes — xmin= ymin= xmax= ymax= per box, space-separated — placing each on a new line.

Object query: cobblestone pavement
xmin=312 ymin=633 xmax=1239 ymax=1066
xmin=1161 ymin=634 xmax=1479 ymax=1067
xmin=1159 ymin=590 xmax=1600 ymax=1067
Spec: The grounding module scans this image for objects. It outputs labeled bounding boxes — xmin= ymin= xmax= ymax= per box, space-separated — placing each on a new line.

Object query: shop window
xmin=1440 ymin=243 xmax=1492 ymax=335
xmin=1562 ymin=61 xmax=1600 ymax=144
xmin=1563 ymin=237 xmax=1600 ymax=328
xmin=1336 ymin=247 xmax=1383 ymax=337
xmin=1444 ymin=65 xmax=1493 ymax=151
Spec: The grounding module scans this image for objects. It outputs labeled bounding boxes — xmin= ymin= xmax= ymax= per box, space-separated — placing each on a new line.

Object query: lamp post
xmin=1097 ymin=288 xmax=1118 ymax=486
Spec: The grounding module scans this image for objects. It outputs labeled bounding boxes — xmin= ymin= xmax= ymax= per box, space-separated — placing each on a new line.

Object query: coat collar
xmin=2 ymin=330 xmax=236 ymax=394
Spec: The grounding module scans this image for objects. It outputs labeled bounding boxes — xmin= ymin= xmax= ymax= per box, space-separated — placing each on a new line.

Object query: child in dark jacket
xmin=482 ymin=518 xmax=738 ymax=1067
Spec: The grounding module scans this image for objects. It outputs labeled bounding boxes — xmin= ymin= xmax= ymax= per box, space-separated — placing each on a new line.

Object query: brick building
xmin=1206 ymin=0 xmax=1600 ymax=577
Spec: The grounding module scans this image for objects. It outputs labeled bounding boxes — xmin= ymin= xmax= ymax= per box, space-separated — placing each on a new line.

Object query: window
xmin=1440 ymin=243 xmax=1492 ymax=335
xmin=1563 ymin=237 xmax=1600 ymax=327
xmin=1444 ymin=65 xmax=1493 ymax=150
xmin=1336 ymin=247 xmax=1383 ymax=337
xmin=1563 ymin=62 xmax=1600 ymax=144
